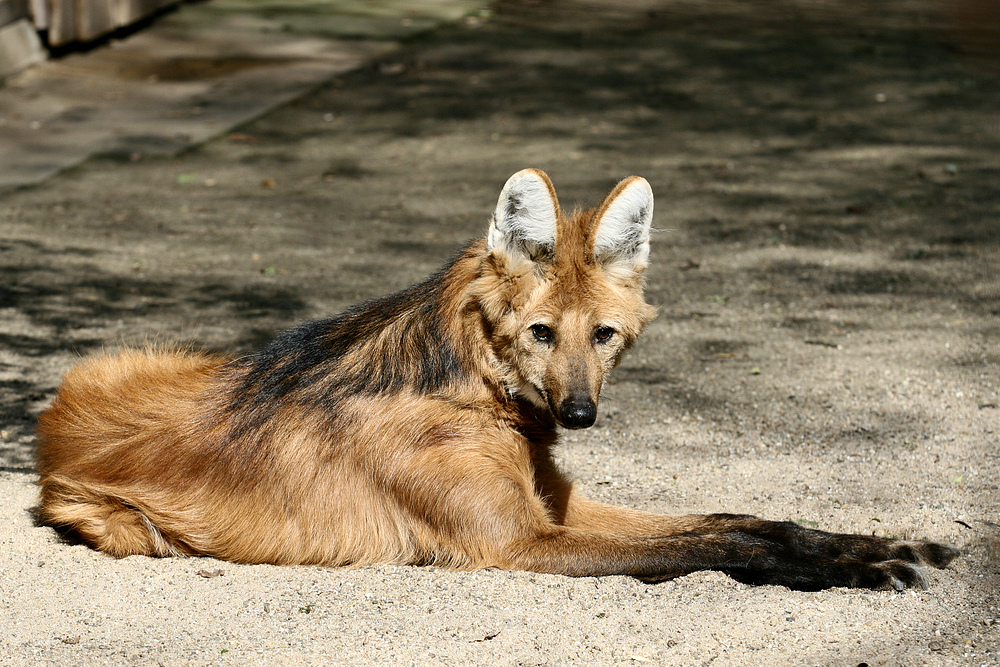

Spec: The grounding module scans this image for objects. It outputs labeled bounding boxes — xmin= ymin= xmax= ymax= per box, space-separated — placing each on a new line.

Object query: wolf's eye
xmin=594 ymin=326 xmax=615 ymax=344
xmin=530 ymin=324 xmax=554 ymax=343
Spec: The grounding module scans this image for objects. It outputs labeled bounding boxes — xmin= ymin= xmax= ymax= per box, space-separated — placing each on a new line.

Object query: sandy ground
xmin=1 ymin=1 xmax=998 ymax=665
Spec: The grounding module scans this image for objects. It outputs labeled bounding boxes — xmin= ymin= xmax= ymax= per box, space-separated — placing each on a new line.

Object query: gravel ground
xmin=1 ymin=1 xmax=998 ymax=665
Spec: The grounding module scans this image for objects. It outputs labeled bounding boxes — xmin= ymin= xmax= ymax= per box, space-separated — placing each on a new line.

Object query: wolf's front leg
xmin=559 ymin=496 xmax=960 ymax=589
xmin=500 ymin=525 xmax=955 ymax=591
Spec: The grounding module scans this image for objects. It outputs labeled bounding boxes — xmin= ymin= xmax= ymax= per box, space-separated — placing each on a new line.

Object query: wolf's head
xmin=475 ymin=169 xmax=657 ymax=429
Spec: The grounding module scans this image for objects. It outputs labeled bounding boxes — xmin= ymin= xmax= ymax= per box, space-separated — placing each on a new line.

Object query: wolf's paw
xmin=853 ymin=558 xmax=929 ymax=591
xmin=887 ymin=540 xmax=962 ymax=568
xmin=723 ymin=555 xmax=935 ymax=591
xmin=737 ymin=519 xmax=961 ymax=571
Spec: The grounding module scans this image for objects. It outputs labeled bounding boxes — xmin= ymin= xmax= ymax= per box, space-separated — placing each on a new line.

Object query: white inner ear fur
xmin=488 ymin=169 xmax=558 ymax=262
xmin=592 ymin=177 xmax=653 ymax=270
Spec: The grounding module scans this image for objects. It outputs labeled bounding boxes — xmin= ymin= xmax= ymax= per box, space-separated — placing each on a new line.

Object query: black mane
xmin=222 ymin=248 xmax=474 ymax=439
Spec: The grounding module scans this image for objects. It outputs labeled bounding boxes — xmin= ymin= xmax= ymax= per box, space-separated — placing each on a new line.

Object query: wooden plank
xmin=47 ymin=0 xmax=77 ymax=46
xmin=29 ymin=0 xmax=49 ymax=30
xmin=114 ymin=0 xmax=158 ymax=27
xmin=75 ymin=0 xmax=116 ymax=41
xmin=0 ymin=17 xmax=45 ymax=77
xmin=46 ymin=0 xmax=181 ymax=46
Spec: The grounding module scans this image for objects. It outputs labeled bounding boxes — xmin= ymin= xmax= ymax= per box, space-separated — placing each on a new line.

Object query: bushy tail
xmin=38 ymin=475 xmax=196 ymax=557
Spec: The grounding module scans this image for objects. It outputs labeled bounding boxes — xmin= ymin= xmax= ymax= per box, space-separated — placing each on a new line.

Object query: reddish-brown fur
xmin=36 ymin=170 xmax=959 ymax=589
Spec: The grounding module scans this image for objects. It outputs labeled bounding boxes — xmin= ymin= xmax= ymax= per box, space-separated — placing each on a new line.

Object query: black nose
xmin=558 ymin=397 xmax=597 ymax=429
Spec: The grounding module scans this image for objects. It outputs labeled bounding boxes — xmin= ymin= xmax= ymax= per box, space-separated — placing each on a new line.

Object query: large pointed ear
xmin=591 ymin=176 xmax=654 ymax=271
xmin=487 ymin=169 xmax=559 ymax=264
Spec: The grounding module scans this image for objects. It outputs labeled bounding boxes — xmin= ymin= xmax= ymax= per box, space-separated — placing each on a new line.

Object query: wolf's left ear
xmin=488 ymin=169 xmax=560 ymax=265
xmin=591 ymin=176 xmax=654 ymax=271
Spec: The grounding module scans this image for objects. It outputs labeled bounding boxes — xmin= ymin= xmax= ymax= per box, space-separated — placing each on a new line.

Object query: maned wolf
xmin=36 ymin=169 xmax=959 ymax=590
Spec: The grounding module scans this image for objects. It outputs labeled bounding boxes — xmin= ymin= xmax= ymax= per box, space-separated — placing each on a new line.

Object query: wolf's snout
xmin=558 ymin=397 xmax=597 ymax=429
